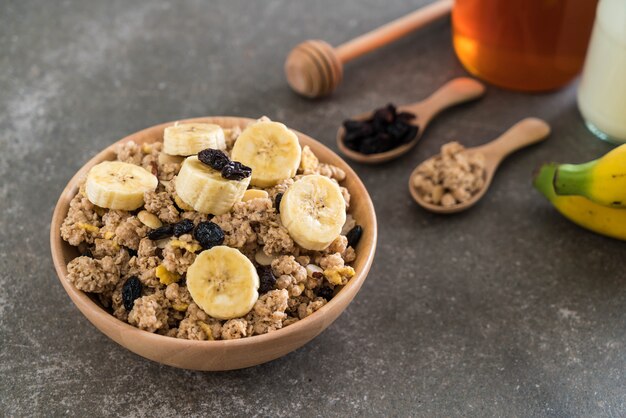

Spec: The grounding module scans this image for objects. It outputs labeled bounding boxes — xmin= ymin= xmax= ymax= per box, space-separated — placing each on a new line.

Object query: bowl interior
xmin=50 ymin=116 xmax=377 ymax=369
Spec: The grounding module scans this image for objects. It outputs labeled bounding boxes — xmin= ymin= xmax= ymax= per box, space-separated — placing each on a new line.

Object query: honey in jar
xmin=452 ymin=0 xmax=598 ymax=91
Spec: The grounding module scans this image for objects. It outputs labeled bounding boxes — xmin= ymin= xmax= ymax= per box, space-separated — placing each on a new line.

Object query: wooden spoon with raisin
xmin=409 ymin=118 xmax=551 ymax=214
xmin=337 ymin=77 xmax=486 ymax=165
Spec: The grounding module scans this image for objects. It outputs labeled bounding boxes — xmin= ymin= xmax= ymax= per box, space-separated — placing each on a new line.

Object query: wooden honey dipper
xmin=284 ymin=0 xmax=453 ymax=98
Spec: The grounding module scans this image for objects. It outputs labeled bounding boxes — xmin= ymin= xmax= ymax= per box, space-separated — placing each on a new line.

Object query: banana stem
xmin=553 ymin=161 xmax=595 ymax=197
xmin=533 ymin=163 xmax=558 ymax=200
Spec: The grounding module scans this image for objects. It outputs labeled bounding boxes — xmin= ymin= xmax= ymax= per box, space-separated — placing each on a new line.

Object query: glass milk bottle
xmin=577 ymin=0 xmax=626 ymax=143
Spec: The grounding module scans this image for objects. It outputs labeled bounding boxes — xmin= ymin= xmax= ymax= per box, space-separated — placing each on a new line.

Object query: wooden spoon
xmin=337 ymin=77 xmax=486 ymax=165
xmin=409 ymin=117 xmax=551 ymax=214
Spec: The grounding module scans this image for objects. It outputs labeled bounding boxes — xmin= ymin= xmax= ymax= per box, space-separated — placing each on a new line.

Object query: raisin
xmin=387 ymin=121 xmax=409 ymax=139
xmin=147 ymin=224 xmax=174 ymax=240
xmin=343 ymin=120 xmax=373 ymax=146
xmin=198 ymin=148 xmax=230 ymax=171
xmin=401 ymin=125 xmax=419 ymax=144
xmin=78 ymin=243 xmax=92 ymax=258
xmin=173 ymin=219 xmax=194 ymax=237
xmin=257 ymin=266 xmax=276 ymax=294
xmin=346 ymin=225 xmax=363 ymax=248
xmin=341 ymin=104 xmax=416 ymax=155
xmin=122 ymin=277 xmax=142 ymax=311
xmin=373 ymin=104 xmax=396 ymax=125
xmin=359 ymin=136 xmax=385 ymax=154
xmin=275 ymin=193 xmax=283 ymax=213
xmin=221 ymin=161 xmax=252 ymax=180
xmin=343 ymin=130 xmax=363 ymax=147
xmin=126 ymin=247 xmax=138 ymax=258
xmin=193 ymin=221 xmax=225 ymax=249
xmin=317 ymin=286 xmax=334 ymax=301
xmin=375 ymin=132 xmax=395 ymax=150
xmin=344 ymin=139 xmax=361 ymax=152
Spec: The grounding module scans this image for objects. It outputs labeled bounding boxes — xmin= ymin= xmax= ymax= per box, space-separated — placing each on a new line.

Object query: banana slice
xmin=280 ymin=174 xmax=346 ymax=251
xmin=242 ymin=189 xmax=269 ymax=202
xmin=163 ymin=123 xmax=226 ymax=156
xmin=85 ymin=161 xmax=158 ymax=210
xmin=187 ymin=246 xmax=260 ymax=320
xmin=175 ymin=156 xmax=250 ymax=215
xmin=230 ymin=120 xmax=302 ymax=187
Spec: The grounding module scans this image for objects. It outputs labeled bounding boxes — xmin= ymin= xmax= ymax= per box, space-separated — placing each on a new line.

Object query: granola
xmin=412 ymin=141 xmax=486 ymax=207
xmin=60 ymin=121 xmax=362 ymax=340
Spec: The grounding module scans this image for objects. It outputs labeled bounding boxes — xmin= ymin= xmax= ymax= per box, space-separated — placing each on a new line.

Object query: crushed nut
xmin=412 ymin=141 xmax=486 ymax=207
xmin=137 ymin=210 xmax=163 ymax=229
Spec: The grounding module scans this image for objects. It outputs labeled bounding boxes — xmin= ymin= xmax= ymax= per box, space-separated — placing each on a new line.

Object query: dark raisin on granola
xmin=173 ymin=219 xmax=194 ymax=237
xmin=122 ymin=277 xmax=142 ymax=311
xmin=346 ymin=225 xmax=363 ymax=248
xmin=198 ymin=148 xmax=230 ymax=171
xmin=317 ymin=286 xmax=334 ymax=301
xmin=193 ymin=221 xmax=225 ymax=249
xmin=221 ymin=161 xmax=252 ymax=181
xmin=78 ymin=242 xmax=92 ymax=258
xmin=257 ymin=266 xmax=276 ymax=294
xmin=342 ymin=103 xmax=417 ymax=155
xmin=147 ymin=224 xmax=174 ymax=240
xmin=126 ymin=247 xmax=138 ymax=258
xmin=275 ymin=193 xmax=283 ymax=213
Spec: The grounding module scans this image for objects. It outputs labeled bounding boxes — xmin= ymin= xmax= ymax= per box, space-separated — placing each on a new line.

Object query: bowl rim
xmin=50 ymin=116 xmax=377 ymax=349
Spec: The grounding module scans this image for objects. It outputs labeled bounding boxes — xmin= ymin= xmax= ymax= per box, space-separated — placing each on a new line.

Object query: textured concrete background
xmin=1 ymin=0 xmax=625 ymax=416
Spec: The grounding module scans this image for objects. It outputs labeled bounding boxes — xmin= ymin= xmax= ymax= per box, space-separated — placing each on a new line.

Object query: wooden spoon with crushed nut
xmin=409 ymin=117 xmax=551 ymax=214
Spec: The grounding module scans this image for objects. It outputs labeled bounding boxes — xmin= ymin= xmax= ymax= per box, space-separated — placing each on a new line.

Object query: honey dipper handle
xmin=334 ymin=0 xmax=453 ymax=63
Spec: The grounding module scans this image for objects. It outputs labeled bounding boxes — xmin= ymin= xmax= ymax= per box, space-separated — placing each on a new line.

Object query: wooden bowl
xmin=50 ymin=116 xmax=377 ymax=371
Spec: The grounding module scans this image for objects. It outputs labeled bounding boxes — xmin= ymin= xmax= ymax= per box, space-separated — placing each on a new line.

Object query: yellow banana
xmin=534 ymin=163 xmax=626 ymax=241
xmin=554 ymin=143 xmax=626 ymax=207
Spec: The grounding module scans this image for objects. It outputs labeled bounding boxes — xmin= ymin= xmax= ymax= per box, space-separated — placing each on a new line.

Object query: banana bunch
xmin=552 ymin=144 xmax=626 ymax=207
xmin=534 ymin=153 xmax=626 ymax=240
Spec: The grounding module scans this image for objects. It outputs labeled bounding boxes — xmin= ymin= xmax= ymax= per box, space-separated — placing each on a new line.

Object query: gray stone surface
xmin=1 ymin=0 xmax=625 ymax=416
